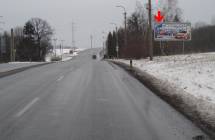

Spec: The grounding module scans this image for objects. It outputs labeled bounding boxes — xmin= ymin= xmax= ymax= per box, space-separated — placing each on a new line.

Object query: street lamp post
xmin=53 ymin=38 xmax=57 ymax=57
xmin=116 ymin=5 xmax=127 ymax=48
xmin=90 ymin=35 xmax=93 ymax=49
xmin=60 ymin=40 xmax=65 ymax=60
xmin=102 ymin=31 xmax=106 ymax=56
xmin=0 ymin=17 xmax=5 ymax=60
xmin=10 ymin=29 xmax=15 ymax=62
xmin=110 ymin=23 xmax=119 ymax=58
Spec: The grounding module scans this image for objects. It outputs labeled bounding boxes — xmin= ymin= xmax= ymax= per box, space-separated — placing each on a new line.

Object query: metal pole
xmin=103 ymin=33 xmax=105 ymax=56
xmin=72 ymin=22 xmax=75 ymax=49
xmin=102 ymin=31 xmax=106 ymax=57
xmin=53 ymin=38 xmax=57 ymax=57
xmin=124 ymin=12 xmax=127 ymax=48
xmin=148 ymin=0 xmax=153 ymax=60
xmin=116 ymin=27 xmax=119 ymax=58
xmin=110 ymin=23 xmax=119 ymax=58
xmin=0 ymin=17 xmax=4 ymax=60
xmin=61 ymin=40 xmax=64 ymax=60
xmin=90 ymin=35 xmax=93 ymax=49
xmin=62 ymin=40 xmax=64 ymax=55
xmin=10 ymin=29 xmax=13 ymax=62
xmin=116 ymin=5 xmax=127 ymax=48
xmin=183 ymin=40 xmax=185 ymax=54
xmin=10 ymin=29 xmax=15 ymax=62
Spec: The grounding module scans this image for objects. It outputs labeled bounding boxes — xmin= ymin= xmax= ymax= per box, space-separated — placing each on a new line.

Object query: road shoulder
xmin=0 ymin=62 xmax=53 ymax=78
xmin=109 ymin=60 xmax=215 ymax=139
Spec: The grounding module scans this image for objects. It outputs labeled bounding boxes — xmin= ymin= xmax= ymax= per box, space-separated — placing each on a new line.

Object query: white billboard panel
xmin=154 ymin=22 xmax=191 ymax=41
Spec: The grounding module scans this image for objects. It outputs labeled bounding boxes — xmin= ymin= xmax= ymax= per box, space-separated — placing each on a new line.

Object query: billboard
xmin=154 ymin=22 xmax=191 ymax=41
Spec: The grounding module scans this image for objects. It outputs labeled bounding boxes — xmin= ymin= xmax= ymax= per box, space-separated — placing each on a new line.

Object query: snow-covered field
xmin=45 ymin=48 xmax=83 ymax=62
xmin=117 ymin=53 xmax=215 ymax=104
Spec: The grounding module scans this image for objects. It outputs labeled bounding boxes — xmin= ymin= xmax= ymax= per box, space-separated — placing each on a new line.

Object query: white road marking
xmin=57 ymin=75 xmax=64 ymax=82
xmin=15 ymin=97 xmax=39 ymax=118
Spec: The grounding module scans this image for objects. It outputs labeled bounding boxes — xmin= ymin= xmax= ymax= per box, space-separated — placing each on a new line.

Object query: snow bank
xmin=8 ymin=62 xmax=41 ymax=64
xmin=118 ymin=53 xmax=215 ymax=104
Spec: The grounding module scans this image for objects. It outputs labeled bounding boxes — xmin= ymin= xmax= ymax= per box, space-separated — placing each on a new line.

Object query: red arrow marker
xmin=154 ymin=10 xmax=164 ymax=23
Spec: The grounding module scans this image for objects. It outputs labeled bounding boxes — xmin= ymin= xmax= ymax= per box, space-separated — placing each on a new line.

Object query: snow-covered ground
xmin=117 ymin=53 xmax=215 ymax=104
xmin=45 ymin=48 xmax=83 ymax=62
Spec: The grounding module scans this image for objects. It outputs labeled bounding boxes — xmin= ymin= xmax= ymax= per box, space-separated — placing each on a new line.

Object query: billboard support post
xmin=183 ymin=40 xmax=185 ymax=54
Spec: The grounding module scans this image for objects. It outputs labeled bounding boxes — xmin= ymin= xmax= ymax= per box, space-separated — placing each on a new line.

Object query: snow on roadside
xmin=117 ymin=52 xmax=215 ymax=104
xmin=0 ymin=62 xmax=46 ymax=73
xmin=45 ymin=48 xmax=82 ymax=62
xmin=8 ymin=62 xmax=43 ymax=64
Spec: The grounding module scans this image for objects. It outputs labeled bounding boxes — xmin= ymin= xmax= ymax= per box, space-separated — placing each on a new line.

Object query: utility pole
xmin=116 ymin=5 xmax=127 ymax=48
xmin=0 ymin=16 xmax=4 ymax=59
xmin=72 ymin=22 xmax=76 ymax=49
xmin=61 ymin=40 xmax=65 ymax=59
xmin=110 ymin=23 xmax=119 ymax=58
xmin=10 ymin=28 xmax=15 ymax=62
xmin=90 ymin=35 xmax=93 ymax=49
xmin=124 ymin=12 xmax=127 ymax=48
xmin=102 ymin=31 xmax=106 ymax=57
xmin=53 ymin=38 xmax=57 ymax=57
xmin=148 ymin=0 xmax=153 ymax=60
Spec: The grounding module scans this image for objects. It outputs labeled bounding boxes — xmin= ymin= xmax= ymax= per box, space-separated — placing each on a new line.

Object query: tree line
xmin=106 ymin=0 xmax=215 ymax=59
xmin=0 ymin=18 xmax=53 ymax=62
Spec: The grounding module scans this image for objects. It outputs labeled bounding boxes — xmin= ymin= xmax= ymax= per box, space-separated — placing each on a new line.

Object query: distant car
xmin=159 ymin=30 xmax=166 ymax=35
xmin=92 ymin=55 xmax=97 ymax=59
xmin=175 ymin=31 xmax=190 ymax=40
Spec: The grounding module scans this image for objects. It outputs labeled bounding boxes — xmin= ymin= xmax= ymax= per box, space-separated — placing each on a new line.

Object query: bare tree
xmin=28 ymin=18 xmax=53 ymax=60
xmin=195 ymin=22 xmax=207 ymax=29
xmin=161 ymin=0 xmax=183 ymax=22
xmin=14 ymin=26 xmax=24 ymax=46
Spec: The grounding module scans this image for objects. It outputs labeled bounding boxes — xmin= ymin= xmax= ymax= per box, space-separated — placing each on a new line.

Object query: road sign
xmin=154 ymin=22 xmax=192 ymax=41
xmin=154 ymin=10 xmax=164 ymax=23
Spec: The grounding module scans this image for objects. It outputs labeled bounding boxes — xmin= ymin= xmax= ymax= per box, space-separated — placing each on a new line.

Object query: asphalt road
xmin=0 ymin=49 xmax=210 ymax=140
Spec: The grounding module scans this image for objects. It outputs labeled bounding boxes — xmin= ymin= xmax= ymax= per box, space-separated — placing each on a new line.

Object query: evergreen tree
xmin=112 ymin=31 xmax=117 ymax=57
xmin=107 ymin=32 xmax=113 ymax=58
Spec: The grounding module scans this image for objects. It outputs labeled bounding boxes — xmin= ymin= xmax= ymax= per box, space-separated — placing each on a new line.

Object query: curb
xmin=109 ymin=60 xmax=215 ymax=139
xmin=0 ymin=62 xmax=53 ymax=78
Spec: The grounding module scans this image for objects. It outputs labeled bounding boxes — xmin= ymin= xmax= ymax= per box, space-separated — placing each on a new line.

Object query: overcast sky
xmin=0 ymin=0 xmax=215 ymax=48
